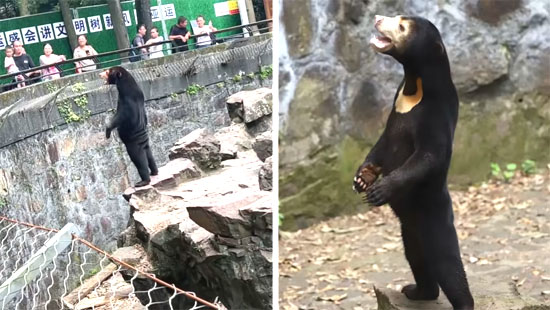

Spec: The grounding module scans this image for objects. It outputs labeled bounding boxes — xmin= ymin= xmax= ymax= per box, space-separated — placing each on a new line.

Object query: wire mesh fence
xmin=0 ymin=216 xmax=225 ymax=310
xmin=0 ymin=20 xmax=272 ymax=91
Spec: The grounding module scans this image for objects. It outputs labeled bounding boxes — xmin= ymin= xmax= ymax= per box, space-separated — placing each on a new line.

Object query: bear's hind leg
xmin=125 ymin=142 xmax=151 ymax=187
xmin=430 ymin=225 xmax=474 ymax=310
xmin=401 ymin=227 xmax=439 ymax=300
xmin=145 ymin=143 xmax=158 ymax=176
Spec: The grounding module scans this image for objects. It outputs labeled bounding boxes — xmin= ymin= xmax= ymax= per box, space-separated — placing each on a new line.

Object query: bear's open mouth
xmin=370 ymin=33 xmax=393 ymax=52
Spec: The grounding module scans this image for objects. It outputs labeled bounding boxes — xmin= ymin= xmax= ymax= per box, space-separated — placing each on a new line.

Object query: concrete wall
xmin=0 ymin=34 xmax=272 ymax=251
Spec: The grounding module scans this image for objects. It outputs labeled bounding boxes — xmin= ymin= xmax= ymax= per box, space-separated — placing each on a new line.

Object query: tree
xmin=134 ymin=0 xmax=152 ymax=41
xmin=0 ymin=0 xmax=19 ymax=19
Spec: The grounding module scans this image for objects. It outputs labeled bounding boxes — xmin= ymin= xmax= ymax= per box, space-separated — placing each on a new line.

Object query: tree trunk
xmin=18 ymin=0 xmax=29 ymax=16
xmin=59 ymin=0 xmax=77 ymax=51
xmin=135 ymin=0 xmax=152 ymax=41
xmin=107 ymin=0 xmax=130 ymax=63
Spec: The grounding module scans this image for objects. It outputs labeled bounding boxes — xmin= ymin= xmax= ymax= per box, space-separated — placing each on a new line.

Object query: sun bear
xmin=100 ymin=66 xmax=158 ymax=187
xmin=352 ymin=15 xmax=474 ymax=310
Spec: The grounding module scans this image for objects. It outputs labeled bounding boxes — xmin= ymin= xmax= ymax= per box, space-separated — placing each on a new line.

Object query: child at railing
xmin=3 ymin=45 xmax=25 ymax=88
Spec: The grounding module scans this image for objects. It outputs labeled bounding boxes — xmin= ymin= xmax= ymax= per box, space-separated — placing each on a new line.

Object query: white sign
xmin=103 ymin=14 xmax=113 ymax=30
xmin=162 ymin=4 xmax=176 ymax=19
xmin=122 ymin=11 xmax=132 ymax=26
xmin=4 ymin=29 xmax=22 ymax=45
xmin=21 ymin=26 xmax=39 ymax=45
xmin=37 ymin=24 xmax=55 ymax=42
xmin=73 ymin=18 xmax=88 ymax=35
xmin=0 ymin=33 xmax=6 ymax=50
xmin=214 ymin=2 xmax=230 ymax=17
xmin=88 ymin=15 xmax=103 ymax=33
xmin=52 ymin=22 xmax=67 ymax=39
xmin=150 ymin=6 xmax=161 ymax=22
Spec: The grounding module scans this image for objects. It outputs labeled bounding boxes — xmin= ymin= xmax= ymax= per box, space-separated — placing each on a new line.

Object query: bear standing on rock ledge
xmin=100 ymin=66 xmax=158 ymax=187
xmin=352 ymin=15 xmax=474 ymax=310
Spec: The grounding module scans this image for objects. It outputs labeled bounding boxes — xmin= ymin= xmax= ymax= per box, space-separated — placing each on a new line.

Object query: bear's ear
xmin=435 ymin=41 xmax=446 ymax=55
xmin=116 ymin=70 xmax=122 ymax=79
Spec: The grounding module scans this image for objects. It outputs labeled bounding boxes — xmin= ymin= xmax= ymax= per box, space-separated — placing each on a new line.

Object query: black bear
xmin=353 ymin=15 xmax=474 ymax=310
xmin=100 ymin=66 xmax=158 ymax=187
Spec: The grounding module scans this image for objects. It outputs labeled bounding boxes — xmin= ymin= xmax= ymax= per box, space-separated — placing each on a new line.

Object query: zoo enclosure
xmin=0 ymin=215 xmax=226 ymax=310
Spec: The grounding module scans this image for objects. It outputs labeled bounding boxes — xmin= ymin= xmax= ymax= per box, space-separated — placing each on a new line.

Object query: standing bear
xmin=100 ymin=66 xmax=158 ymax=187
xmin=353 ymin=15 xmax=474 ymax=310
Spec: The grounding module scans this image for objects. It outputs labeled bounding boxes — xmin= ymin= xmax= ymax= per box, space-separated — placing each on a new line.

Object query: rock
xmin=168 ymin=128 xmax=222 ymax=170
xmin=252 ymin=131 xmax=272 ymax=162
xmin=226 ymin=88 xmax=272 ymax=124
xmin=187 ymin=191 xmax=270 ymax=239
xmin=259 ymin=156 xmax=273 ymax=191
xmin=281 ymin=0 xmax=313 ymax=58
xmin=120 ymin=117 xmax=272 ymax=309
xmin=510 ymin=24 xmax=550 ymax=95
xmin=214 ymin=123 xmax=255 ymax=160
xmin=375 ymin=287 xmax=550 ymax=310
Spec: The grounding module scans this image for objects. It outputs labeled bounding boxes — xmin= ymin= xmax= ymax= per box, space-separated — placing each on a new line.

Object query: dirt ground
xmin=279 ymin=169 xmax=550 ymax=309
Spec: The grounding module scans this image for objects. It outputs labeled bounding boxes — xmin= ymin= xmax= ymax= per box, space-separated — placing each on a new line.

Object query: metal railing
xmin=0 ymin=19 xmax=272 ymax=91
xmin=0 ymin=216 xmax=227 ymax=310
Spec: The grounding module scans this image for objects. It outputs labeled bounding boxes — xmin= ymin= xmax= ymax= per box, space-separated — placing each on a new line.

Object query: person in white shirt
xmin=145 ymin=27 xmax=165 ymax=59
xmin=195 ymin=15 xmax=217 ymax=48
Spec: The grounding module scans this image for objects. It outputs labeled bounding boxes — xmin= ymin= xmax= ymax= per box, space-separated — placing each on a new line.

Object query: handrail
xmin=0 ymin=19 xmax=272 ymax=83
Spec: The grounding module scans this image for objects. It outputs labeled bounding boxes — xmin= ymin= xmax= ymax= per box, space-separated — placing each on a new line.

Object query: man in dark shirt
xmin=12 ymin=40 xmax=40 ymax=84
xmin=130 ymin=24 xmax=148 ymax=62
xmin=169 ymin=16 xmax=191 ymax=53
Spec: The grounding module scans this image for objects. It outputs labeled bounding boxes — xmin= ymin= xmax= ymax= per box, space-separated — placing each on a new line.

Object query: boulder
xmin=259 ymin=156 xmax=273 ymax=191
xmin=252 ymin=131 xmax=272 ymax=162
xmin=226 ymin=88 xmax=272 ymax=124
xmin=168 ymin=128 xmax=222 ymax=170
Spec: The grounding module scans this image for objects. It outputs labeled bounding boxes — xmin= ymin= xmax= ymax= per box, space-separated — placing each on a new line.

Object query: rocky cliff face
xmin=118 ymin=88 xmax=273 ymax=309
xmin=279 ymin=0 xmax=550 ymax=229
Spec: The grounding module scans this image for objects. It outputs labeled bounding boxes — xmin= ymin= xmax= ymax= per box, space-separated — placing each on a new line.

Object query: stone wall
xmin=0 ymin=34 xmax=272 ymax=251
xmin=279 ymin=0 xmax=550 ymax=229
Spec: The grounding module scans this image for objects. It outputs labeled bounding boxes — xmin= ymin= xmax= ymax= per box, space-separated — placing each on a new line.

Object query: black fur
xmin=104 ymin=66 xmax=158 ymax=187
xmin=353 ymin=16 xmax=474 ymax=310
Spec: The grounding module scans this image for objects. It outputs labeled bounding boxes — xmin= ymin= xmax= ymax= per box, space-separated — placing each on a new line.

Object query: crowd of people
xmin=2 ymin=15 xmax=218 ymax=90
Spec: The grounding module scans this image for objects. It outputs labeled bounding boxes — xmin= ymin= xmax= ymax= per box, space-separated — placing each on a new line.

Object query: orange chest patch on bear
xmin=395 ymin=77 xmax=423 ymax=113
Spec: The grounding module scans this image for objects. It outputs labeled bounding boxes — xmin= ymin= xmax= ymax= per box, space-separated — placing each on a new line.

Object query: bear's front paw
xmin=105 ymin=128 xmax=111 ymax=139
xmin=365 ymin=177 xmax=392 ymax=206
xmin=353 ymin=163 xmax=382 ymax=193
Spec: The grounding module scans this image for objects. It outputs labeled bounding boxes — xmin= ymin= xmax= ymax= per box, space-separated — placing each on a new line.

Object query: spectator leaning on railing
xmin=146 ymin=27 xmax=165 ymax=59
xmin=73 ymin=35 xmax=98 ymax=73
xmin=12 ymin=40 xmax=41 ymax=84
xmin=130 ymin=24 xmax=148 ymax=62
xmin=195 ymin=15 xmax=217 ymax=48
xmin=169 ymin=16 xmax=191 ymax=53
xmin=39 ymin=43 xmax=66 ymax=80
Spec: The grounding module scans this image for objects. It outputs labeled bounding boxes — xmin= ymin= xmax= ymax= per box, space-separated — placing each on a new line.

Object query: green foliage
xmin=56 ymin=83 xmax=91 ymax=123
xmin=278 ymin=213 xmax=284 ymax=227
xmin=216 ymin=82 xmax=225 ymax=88
xmin=186 ymin=84 xmax=205 ymax=96
xmin=233 ymin=74 xmax=242 ymax=82
xmin=46 ymin=83 xmax=59 ymax=93
xmin=521 ymin=159 xmax=536 ymax=175
xmin=0 ymin=196 xmax=7 ymax=209
xmin=490 ymin=162 xmax=501 ymax=178
xmin=247 ymin=72 xmax=255 ymax=79
xmin=170 ymin=92 xmax=179 ymax=100
xmin=259 ymin=65 xmax=273 ymax=80
xmin=490 ymin=162 xmax=518 ymax=182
